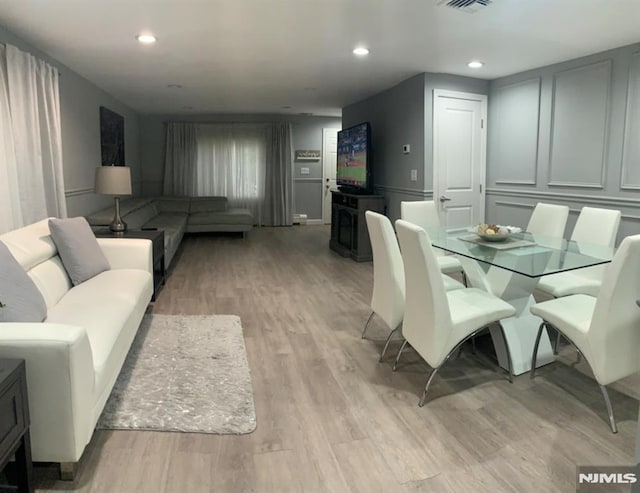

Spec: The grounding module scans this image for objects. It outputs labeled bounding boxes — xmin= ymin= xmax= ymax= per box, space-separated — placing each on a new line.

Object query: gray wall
xmin=291 ymin=117 xmax=342 ymax=220
xmin=342 ymin=74 xmax=426 ymax=221
xmin=0 ymin=25 xmax=142 ymax=217
xmin=342 ymin=73 xmax=488 ymax=220
xmin=487 ymin=42 xmax=640 ymax=243
xmin=139 ymin=114 xmax=341 ymax=220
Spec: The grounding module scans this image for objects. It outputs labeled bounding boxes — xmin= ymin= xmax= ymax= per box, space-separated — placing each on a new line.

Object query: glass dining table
xmin=426 ymin=226 xmax=615 ymax=375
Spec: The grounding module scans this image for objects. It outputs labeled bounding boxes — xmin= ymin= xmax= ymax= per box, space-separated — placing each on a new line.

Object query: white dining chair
xmin=537 ymin=207 xmax=621 ymax=299
xmin=536 ymin=207 xmax=621 ymax=355
xmin=363 ymin=211 xmax=464 ymax=362
xmin=400 ymin=200 xmax=466 ymax=282
xmin=526 ymin=202 xmax=569 ymax=237
xmin=530 ymin=234 xmax=640 ymax=433
xmin=394 ymin=220 xmax=516 ymax=406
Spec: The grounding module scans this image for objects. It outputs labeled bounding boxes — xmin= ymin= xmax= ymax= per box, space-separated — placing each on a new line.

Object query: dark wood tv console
xmin=329 ymin=191 xmax=385 ymax=262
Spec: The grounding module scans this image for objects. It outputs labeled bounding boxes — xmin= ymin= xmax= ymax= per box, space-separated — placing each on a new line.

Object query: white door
xmin=433 ymin=90 xmax=487 ymax=227
xmin=322 ymin=128 xmax=339 ymax=224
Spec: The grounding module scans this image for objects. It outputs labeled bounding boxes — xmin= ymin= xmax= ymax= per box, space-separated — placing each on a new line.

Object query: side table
xmin=0 ymin=359 xmax=33 ymax=493
xmin=94 ymin=229 xmax=166 ymax=301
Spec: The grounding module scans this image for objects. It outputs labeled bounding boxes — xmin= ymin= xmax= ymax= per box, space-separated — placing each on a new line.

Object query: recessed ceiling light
xmin=136 ymin=34 xmax=157 ymax=44
xmin=167 ymin=84 xmax=182 ymax=89
xmin=353 ymin=47 xmax=370 ymax=56
xmin=468 ymin=60 xmax=484 ymax=68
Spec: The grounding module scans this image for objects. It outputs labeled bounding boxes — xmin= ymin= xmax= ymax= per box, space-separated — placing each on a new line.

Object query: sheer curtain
xmin=0 ymin=43 xmax=66 ymax=233
xmin=195 ymin=124 xmax=267 ymax=224
xmin=163 ymin=122 xmax=294 ymax=226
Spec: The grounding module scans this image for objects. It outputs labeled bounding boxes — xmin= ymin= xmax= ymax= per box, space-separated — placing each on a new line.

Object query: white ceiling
xmin=1 ymin=0 xmax=639 ymax=116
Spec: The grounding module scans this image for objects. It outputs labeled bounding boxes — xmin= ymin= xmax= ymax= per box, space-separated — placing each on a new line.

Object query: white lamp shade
xmin=94 ymin=166 xmax=132 ymax=196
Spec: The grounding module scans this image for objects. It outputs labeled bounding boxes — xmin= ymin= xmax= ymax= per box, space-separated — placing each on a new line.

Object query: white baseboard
xmin=306 ymin=219 xmax=323 ymax=225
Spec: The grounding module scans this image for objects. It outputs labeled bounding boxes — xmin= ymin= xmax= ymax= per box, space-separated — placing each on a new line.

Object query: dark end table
xmin=93 ymin=228 xmax=166 ymax=301
xmin=0 ymin=359 xmax=33 ymax=492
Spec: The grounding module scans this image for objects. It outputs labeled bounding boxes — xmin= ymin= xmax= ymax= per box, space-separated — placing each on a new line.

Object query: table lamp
xmin=94 ymin=165 xmax=132 ymax=233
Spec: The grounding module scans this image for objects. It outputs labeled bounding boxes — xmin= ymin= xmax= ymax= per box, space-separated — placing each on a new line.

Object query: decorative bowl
xmin=470 ymin=224 xmax=521 ymax=242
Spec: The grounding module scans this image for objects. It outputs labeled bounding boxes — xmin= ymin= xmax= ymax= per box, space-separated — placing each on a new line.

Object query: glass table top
xmin=426 ymin=227 xmax=615 ymax=278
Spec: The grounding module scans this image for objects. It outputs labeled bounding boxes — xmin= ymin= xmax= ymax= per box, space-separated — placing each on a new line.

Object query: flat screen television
xmin=337 ymin=122 xmax=371 ymax=193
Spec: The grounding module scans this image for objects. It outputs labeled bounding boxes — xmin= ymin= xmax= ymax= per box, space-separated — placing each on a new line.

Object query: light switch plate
xmin=410 ymin=169 xmax=418 ymax=181
xmin=403 ymin=144 xmax=411 ymax=154
xmin=300 ymin=167 xmax=310 ymax=175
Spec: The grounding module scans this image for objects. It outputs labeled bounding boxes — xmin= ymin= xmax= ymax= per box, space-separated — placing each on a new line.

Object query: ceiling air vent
xmin=437 ymin=0 xmax=492 ymax=13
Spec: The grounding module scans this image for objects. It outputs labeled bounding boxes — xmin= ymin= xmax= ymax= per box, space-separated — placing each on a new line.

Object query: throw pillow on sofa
xmin=0 ymin=241 xmax=47 ymax=322
xmin=49 ymin=217 xmax=110 ymax=285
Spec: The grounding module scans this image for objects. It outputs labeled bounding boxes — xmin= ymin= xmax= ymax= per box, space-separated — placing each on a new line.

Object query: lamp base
xmin=109 ymin=196 xmax=127 ymax=234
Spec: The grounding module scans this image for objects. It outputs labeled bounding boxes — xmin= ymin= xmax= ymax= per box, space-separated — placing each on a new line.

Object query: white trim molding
xmin=64 ymin=187 xmax=94 ymax=197
xmin=486 ymin=187 xmax=640 ymax=209
xmin=493 ymin=197 xmax=640 ymax=223
xmin=620 ymin=51 xmax=640 ymax=191
xmin=548 ymin=60 xmax=612 ymax=190
xmin=547 ymin=181 xmax=605 ymax=189
xmin=373 ymin=185 xmax=433 ymax=198
xmin=491 ymin=77 xmax=541 ymax=186
xmin=494 ymin=200 xmax=535 ymax=210
xmin=495 ymin=180 xmax=537 ymax=186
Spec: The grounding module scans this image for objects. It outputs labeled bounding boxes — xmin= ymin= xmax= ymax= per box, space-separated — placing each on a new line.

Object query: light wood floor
xmin=34 ymin=226 xmax=638 ymax=492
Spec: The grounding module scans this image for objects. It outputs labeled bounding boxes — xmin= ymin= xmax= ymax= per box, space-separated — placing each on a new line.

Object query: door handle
xmin=439 ymin=195 xmax=452 ymax=203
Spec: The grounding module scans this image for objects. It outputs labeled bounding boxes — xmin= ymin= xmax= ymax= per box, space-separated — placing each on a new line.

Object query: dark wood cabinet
xmin=94 ymin=229 xmax=165 ymax=301
xmin=0 ymin=359 xmax=33 ymax=493
xmin=329 ymin=191 xmax=385 ymax=262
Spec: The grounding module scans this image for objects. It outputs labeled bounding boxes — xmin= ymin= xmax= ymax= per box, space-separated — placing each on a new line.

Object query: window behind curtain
xmin=195 ymin=124 xmax=266 ymax=223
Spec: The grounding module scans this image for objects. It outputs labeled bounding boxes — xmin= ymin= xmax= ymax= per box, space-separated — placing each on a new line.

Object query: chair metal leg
xmin=379 ymin=325 xmax=400 ymax=362
xmin=531 ymin=321 xmax=616 ymax=433
xmin=461 ymin=270 xmax=468 ymax=287
xmin=361 ymin=312 xmax=375 ymax=339
xmin=498 ymin=323 xmax=513 ymax=383
xmin=530 ymin=322 xmax=546 ymax=379
xmin=417 ymin=329 xmax=484 ymax=406
xmin=554 ymin=331 xmax=561 ymax=355
xmin=419 ymin=366 xmax=441 ymax=407
xmin=455 ymin=346 xmax=464 ymax=359
xmin=599 ymin=385 xmax=618 ymax=434
xmin=392 ymin=339 xmax=408 ymax=372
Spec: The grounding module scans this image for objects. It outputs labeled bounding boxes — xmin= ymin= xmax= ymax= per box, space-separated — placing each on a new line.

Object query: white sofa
xmin=0 ymin=219 xmax=153 ymax=478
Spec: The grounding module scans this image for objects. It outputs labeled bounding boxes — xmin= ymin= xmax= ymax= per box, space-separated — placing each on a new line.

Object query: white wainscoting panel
xmin=491 ymin=78 xmax=541 ymax=186
xmin=621 ymin=52 xmax=640 ymax=190
xmin=548 ymin=60 xmax=612 ymax=189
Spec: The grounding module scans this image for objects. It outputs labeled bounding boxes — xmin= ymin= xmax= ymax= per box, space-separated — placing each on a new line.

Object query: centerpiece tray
xmin=459 ymin=235 xmax=536 ymax=250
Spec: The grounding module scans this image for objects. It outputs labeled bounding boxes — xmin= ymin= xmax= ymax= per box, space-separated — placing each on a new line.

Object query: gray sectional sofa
xmin=87 ymin=197 xmax=253 ymax=268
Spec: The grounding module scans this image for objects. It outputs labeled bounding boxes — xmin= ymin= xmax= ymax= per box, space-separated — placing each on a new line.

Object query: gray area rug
xmin=97 ymin=314 xmax=257 ymax=434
